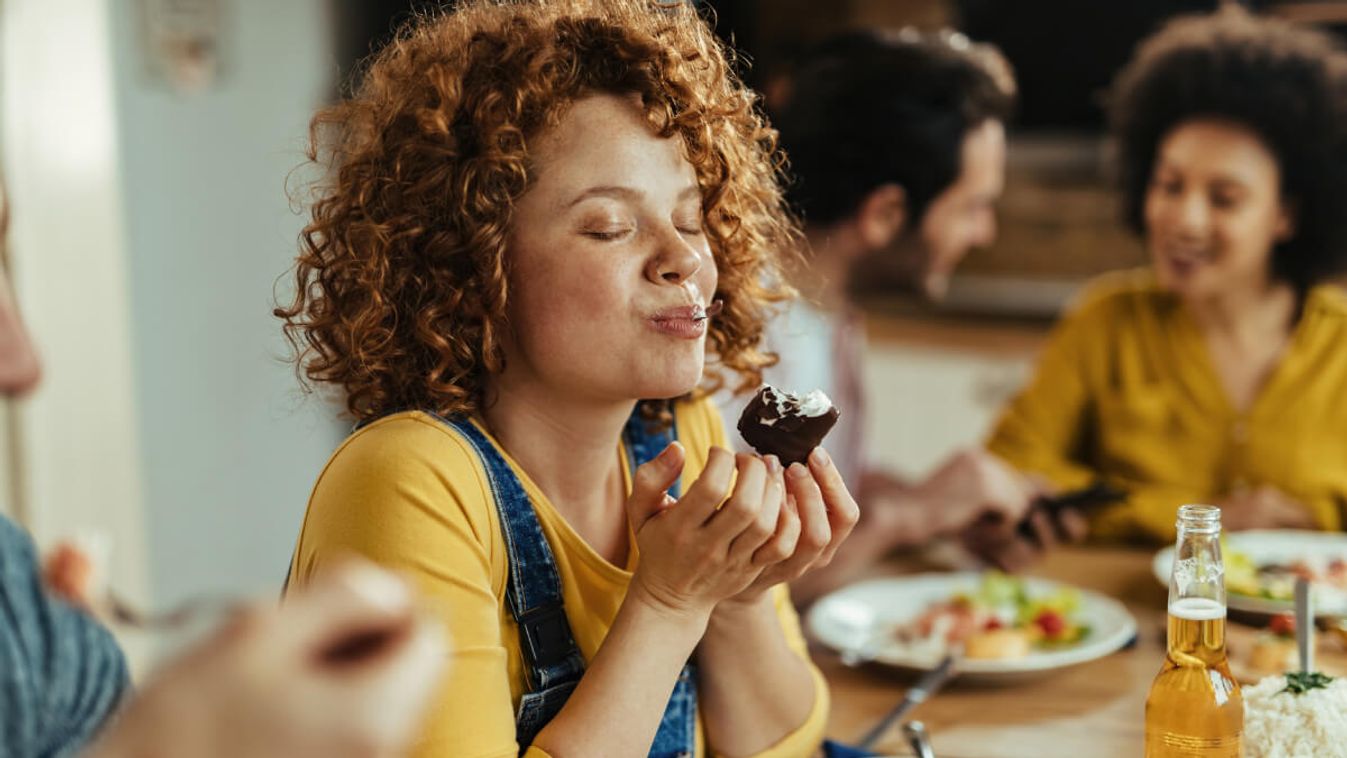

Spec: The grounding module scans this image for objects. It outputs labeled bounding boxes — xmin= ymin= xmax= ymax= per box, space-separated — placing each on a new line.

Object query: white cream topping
xmin=796 ymin=388 xmax=834 ymax=417
xmin=760 ymin=384 xmax=833 ymax=419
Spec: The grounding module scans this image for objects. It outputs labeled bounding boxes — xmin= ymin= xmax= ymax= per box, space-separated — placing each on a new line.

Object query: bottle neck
xmin=1167 ymin=525 xmax=1228 ymax=661
xmin=1169 ymin=528 xmax=1225 ymax=606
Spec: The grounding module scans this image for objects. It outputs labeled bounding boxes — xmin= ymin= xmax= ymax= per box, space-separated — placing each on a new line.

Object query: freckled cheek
xmin=522 ymin=261 xmax=633 ymax=336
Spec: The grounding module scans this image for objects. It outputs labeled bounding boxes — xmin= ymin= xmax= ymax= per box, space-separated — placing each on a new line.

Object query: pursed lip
xmin=648 ymin=304 xmax=708 ymax=339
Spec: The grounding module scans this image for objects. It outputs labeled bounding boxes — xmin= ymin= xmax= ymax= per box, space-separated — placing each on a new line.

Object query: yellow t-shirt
xmin=988 ymin=269 xmax=1347 ymax=543
xmin=288 ymin=397 xmax=828 ymax=758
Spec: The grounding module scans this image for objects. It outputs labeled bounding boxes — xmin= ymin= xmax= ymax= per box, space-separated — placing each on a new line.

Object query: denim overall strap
xmin=442 ymin=409 xmax=697 ymax=757
xmin=622 ymin=409 xmax=698 ymax=758
xmin=444 ymin=418 xmax=586 ymax=698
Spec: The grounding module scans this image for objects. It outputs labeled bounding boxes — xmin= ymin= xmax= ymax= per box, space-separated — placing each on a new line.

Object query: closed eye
xmin=582 ymin=229 xmax=632 ymax=241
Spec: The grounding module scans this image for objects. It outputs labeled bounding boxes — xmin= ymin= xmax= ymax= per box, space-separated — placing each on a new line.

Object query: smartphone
xmin=1014 ymin=481 xmax=1128 ymax=541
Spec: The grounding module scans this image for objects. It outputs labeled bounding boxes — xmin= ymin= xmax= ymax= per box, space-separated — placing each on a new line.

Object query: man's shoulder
xmin=0 ymin=515 xmax=129 ymax=755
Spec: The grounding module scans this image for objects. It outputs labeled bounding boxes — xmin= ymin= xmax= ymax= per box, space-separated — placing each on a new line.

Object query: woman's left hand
xmin=724 ymin=447 xmax=859 ymax=603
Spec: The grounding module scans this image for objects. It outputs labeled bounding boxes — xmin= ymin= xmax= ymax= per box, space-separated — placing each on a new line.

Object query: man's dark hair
xmin=773 ymin=28 xmax=1016 ymax=229
xmin=1111 ymin=7 xmax=1347 ymax=296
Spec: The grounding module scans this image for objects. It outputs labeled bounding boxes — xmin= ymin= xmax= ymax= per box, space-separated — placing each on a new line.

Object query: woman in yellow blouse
xmin=275 ymin=2 xmax=856 ymax=757
xmin=989 ymin=8 xmax=1347 ymax=544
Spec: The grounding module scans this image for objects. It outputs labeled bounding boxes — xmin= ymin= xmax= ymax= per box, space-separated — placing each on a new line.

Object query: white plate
xmin=806 ymin=572 xmax=1138 ymax=676
xmin=1152 ymin=529 xmax=1347 ymax=616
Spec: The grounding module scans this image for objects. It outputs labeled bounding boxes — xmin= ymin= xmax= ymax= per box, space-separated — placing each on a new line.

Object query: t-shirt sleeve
xmin=288 ymin=416 xmax=524 ymax=758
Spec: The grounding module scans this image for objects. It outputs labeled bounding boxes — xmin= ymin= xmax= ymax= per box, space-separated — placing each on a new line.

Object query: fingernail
xmin=765 ymin=455 xmax=781 ymax=474
xmin=789 ymin=462 xmax=810 ymax=479
xmin=657 ymin=442 xmax=681 ymax=465
xmin=810 ymin=447 xmax=830 ymax=468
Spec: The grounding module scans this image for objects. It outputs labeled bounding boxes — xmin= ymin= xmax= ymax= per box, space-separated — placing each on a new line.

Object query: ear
xmin=855 ymin=183 xmax=907 ymax=250
xmin=1275 ymin=197 xmax=1297 ymax=243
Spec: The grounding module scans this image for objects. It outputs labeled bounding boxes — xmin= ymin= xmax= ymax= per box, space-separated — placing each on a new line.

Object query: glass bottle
xmin=1144 ymin=504 xmax=1242 ymax=757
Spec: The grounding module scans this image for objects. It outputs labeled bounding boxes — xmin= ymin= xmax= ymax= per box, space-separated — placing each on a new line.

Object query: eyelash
xmin=581 ymin=224 xmax=703 ymax=241
xmin=583 ymin=230 xmax=630 ymax=241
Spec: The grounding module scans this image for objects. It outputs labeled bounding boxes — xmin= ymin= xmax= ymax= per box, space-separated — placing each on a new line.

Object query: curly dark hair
xmin=1110 ymin=7 xmax=1347 ymax=296
xmin=275 ymin=0 xmax=799 ymax=422
xmin=772 ymin=28 xmax=1016 ymax=229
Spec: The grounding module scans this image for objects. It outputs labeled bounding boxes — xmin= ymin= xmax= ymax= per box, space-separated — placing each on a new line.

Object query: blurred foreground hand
xmin=87 ymin=559 xmax=445 ymax=758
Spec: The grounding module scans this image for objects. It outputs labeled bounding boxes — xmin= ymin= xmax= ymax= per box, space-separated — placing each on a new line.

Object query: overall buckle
xmin=518 ymin=604 xmax=576 ymax=669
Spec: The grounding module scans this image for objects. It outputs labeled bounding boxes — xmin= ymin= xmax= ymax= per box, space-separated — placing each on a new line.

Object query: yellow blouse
xmin=987 ymin=270 xmax=1347 ymax=543
xmin=288 ymin=397 xmax=828 ymax=758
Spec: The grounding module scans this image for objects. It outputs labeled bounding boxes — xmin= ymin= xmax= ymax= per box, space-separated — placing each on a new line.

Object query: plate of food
xmin=1151 ymin=530 xmax=1347 ymax=616
xmin=805 ymin=572 xmax=1137 ymax=676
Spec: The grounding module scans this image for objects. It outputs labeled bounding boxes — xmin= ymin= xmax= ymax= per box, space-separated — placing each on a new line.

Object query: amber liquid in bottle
xmin=1145 ymin=598 xmax=1242 ymax=756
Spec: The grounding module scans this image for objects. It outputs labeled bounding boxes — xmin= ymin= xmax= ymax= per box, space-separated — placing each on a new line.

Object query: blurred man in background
xmin=734 ymin=29 xmax=1082 ymax=605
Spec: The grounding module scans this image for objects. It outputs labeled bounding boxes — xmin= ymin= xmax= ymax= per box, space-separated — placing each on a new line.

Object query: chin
xmin=630 ymin=363 xmax=704 ymax=400
xmin=1156 ymin=273 xmax=1217 ymax=303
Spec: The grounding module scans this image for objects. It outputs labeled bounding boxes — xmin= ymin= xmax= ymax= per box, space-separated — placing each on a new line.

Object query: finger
xmin=680 ymin=446 xmax=738 ymax=524
xmin=730 ymin=455 xmax=784 ymax=560
xmin=624 ymin=442 xmax=686 ymax=529
xmin=754 ymin=486 xmax=801 ymax=567
xmin=807 ymin=448 xmax=859 ymax=567
xmin=785 ymin=462 xmax=830 ymax=565
xmin=283 ymin=559 xmax=417 ymax=656
xmin=1058 ymin=508 xmax=1090 ymax=543
xmin=1275 ymin=505 xmax=1316 ymax=529
xmin=339 ymin=613 xmax=447 ymax=750
xmin=706 ymin=453 xmax=769 ymax=544
xmin=1027 ymin=509 xmax=1057 ymax=551
xmin=995 ymin=540 xmax=1035 ymax=572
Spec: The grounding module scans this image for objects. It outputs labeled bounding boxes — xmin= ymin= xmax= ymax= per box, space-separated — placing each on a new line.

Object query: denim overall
xmin=441 ymin=410 xmax=698 ymax=757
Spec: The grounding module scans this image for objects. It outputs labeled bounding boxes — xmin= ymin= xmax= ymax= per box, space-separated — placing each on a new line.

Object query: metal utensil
xmin=902 ymin=720 xmax=936 ymax=758
xmin=856 ymin=653 xmax=958 ymax=751
xmin=1295 ymin=576 xmax=1313 ymax=673
xmin=108 ymin=590 xmax=238 ymax=631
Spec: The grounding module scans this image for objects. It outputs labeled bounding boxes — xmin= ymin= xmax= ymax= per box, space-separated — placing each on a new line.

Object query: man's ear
xmin=856 ymin=183 xmax=907 ymax=250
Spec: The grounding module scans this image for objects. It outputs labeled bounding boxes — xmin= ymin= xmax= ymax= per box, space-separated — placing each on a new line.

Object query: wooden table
xmin=813 ymin=546 xmax=1229 ymax=757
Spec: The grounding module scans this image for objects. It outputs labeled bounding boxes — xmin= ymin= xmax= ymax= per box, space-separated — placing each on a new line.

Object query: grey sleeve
xmin=0 ymin=515 xmax=129 ymax=757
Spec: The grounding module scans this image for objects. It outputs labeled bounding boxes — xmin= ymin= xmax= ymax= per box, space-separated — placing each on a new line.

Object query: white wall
xmin=107 ymin=0 xmax=345 ymax=607
xmin=2 ymin=0 xmax=151 ymax=671
xmin=864 ymin=343 xmax=1033 ymax=479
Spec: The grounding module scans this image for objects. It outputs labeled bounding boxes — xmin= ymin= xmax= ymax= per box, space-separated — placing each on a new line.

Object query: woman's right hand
xmin=1219 ymin=486 xmax=1315 ymax=531
xmin=625 ymin=443 xmax=784 ymax=617
xmin=911 ymin=449 xmax=1037 ymax=534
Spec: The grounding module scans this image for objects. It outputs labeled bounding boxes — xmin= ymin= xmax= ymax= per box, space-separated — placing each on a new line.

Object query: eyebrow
xmin=1155 ymin=162 xmax=1254 ymax=191
xmin=563 ymin=184 xmax=700 ymax=209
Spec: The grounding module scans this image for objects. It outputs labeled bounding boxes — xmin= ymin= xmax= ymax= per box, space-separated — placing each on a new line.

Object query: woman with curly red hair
xmin=277 ymin=1 xmax=855 ymax=756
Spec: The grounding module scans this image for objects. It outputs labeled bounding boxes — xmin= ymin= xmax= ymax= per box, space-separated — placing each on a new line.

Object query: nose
xmin=645 ymin=226 xmax=704 ymax=286
xmin=1172 ymin=190 xmax=1209 ymax=238
xmin=0 ymin=285 xmax=41 ymax=397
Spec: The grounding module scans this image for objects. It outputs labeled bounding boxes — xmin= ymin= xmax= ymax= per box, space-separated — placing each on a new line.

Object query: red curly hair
xmin=276 ymin=0 xmax=799 ymax=422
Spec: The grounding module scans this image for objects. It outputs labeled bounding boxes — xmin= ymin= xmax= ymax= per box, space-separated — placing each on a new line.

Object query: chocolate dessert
xmin=737 ymin=384 xmax=840 ymax=465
